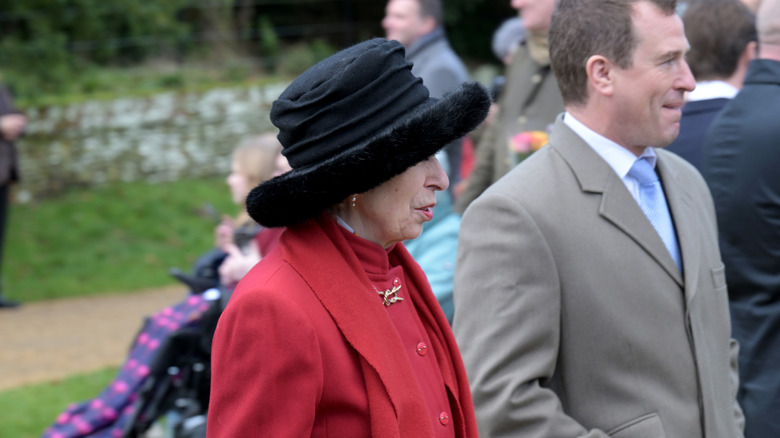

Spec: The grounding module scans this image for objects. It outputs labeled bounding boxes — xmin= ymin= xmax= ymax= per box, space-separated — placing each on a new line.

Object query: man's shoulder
xmin=408 ymin=36 xmax=469 ymax=96
xmin=409 ymin=36 xmax=466 ymax=70
xmin=744 ymin=58 xmax=780 ymax=85
xmin=481 ymin=145 xmax=566 ymax=203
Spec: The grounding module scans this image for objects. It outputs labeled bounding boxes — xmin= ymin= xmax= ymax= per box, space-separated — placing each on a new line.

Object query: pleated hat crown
xmin=272 ymin=39 xmax=429 ymax=169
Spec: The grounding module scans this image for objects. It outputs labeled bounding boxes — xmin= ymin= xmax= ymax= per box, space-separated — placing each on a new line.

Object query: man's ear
xmin=742 ymin=40 xmax=758 ymax=64
xmin=586 ymin=55 xmax=614 ymax=97
xmin=420 ymin=15 xmax=437 ymax=34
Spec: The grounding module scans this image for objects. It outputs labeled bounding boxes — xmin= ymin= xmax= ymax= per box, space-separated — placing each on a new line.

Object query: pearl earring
xmin=351 ymin=196 xmax=357 ymax=207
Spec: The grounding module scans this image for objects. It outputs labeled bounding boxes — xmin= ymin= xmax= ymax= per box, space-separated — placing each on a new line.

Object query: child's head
xmin=227 ymin=133 xmax=283 ymax=206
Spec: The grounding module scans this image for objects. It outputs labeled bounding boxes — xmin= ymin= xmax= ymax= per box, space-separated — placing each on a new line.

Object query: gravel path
xmin=0 ymin=286 xmax=187 ymax=391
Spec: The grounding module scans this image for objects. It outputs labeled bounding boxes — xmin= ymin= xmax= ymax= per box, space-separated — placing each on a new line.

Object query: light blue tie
xmin=629 ymin=158 xmax=682 ymax=271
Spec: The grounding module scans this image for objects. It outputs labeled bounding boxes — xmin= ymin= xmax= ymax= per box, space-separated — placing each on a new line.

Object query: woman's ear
xmin=586 ymin=55 xmax=614 ymax=97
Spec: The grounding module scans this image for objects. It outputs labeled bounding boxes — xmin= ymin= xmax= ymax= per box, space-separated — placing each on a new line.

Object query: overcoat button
xmin=416 ymin=342 xmax=428 ymax=356
xmin=439 ymin=412 xmax=450 ymax=425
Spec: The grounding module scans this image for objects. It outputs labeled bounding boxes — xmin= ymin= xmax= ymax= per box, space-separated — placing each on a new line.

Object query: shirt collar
xmin=687 ymin=80 xmax=739 ymax=101
xmin=563 ymin=112 xmax=657 ymax=179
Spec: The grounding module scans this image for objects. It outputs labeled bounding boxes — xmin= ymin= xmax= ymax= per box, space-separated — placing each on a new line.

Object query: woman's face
xmin=226 ymin=160 xmax=250 ymax=205
xmin=348 ymin=156 xmax=448 ymax=248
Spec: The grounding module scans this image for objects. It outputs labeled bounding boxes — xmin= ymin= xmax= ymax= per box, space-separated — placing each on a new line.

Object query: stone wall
xmin=16 ymin=82 xmax=289 ymax=201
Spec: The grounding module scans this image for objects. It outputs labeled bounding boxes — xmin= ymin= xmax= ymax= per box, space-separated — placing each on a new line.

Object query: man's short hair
xmin=550 ymin=0 xmax=677 ymax=105
xmin=417 ymin=0 xmax=443 ymax=26
xmin=683 ymin=0 xmax=756 ymax=81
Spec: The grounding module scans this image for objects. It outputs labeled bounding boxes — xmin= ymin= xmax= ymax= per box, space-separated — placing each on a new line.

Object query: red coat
xmin=208 ymin=214 xmax=478 ymax=437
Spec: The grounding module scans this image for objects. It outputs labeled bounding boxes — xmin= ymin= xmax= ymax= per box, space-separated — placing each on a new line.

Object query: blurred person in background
xmin=171 ymin=134 xmax=287 ymax=293
xmin=0 ymin=82 xmax=26 ymax=309
xmin=207 ymin=38 xmax=490 ymax=437
xmin=215 ymin=134 xmax=289 ymax=288
xmin=666 ymin=0 xmax=757 ymax=170
xmin=455 ymin=0 xmax=563 ymax=213
xmin=485 ymin=15 xmax=527 ymax=110
xmin=492 ymin=17 xmax=526 ymax=67
xmin=701 ymin=0 xmax=780 ymax=434
xmin=383 ymin=0 xmax=470 ymax=192
xmin=456 ymin=16 xmax=528 ymax=197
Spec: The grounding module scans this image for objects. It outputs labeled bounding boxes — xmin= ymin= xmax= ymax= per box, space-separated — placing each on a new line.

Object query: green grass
xmin=0 ymin=367 xmax=118 ymax=438
xmin=0 ymin=177 xmax=237 ymax=437
xmin=4 ymin=176 xmax=236 ymax=302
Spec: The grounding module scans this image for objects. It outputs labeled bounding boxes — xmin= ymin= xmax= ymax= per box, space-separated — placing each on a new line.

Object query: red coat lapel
xmin=280 ymin=215 xmax=433 ymax=436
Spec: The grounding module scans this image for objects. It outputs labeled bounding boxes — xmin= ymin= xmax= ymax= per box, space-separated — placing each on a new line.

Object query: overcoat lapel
xmin=280 ymin=215 xmax=433 ymax=435
xmin=656 ymin=152 xmax=700 ymax=303
xmin=549 ymin=117 xmax=684 ymax=286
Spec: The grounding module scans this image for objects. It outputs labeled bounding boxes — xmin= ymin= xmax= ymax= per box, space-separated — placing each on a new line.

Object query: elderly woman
xmin=207 ymin=38 xmax=490 ymax=437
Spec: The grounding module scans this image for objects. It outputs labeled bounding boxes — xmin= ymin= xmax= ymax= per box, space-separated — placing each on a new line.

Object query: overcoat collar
xmin=548 ymin=115 xmax=686 ymax=288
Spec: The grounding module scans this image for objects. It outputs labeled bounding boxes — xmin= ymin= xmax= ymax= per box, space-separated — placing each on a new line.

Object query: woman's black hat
xmin=246 ymin=38 xmax=491 ymax=227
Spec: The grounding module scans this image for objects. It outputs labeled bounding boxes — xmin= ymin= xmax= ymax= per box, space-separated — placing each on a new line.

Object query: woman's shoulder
xmin=218 ymin=251 xmax=345 ymax=346
xmin=231 ymin=253 xmax=307 ymax=302
xmin=226 ymin=249 xmax=341 ymax=323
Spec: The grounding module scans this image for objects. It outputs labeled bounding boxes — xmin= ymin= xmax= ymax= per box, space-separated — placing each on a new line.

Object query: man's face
xmin=609 ymin=1 xmax=695 ymax=151
xmin=511 ymin=0 xmax=556 ymax=32
xmin=383 ymin=0 xmax=430 ymax=47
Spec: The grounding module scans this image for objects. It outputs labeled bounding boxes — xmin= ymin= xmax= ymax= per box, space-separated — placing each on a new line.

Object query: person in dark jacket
xmin=665 ymin=0 xmax=756 ymax=170
xmin=382 ymin=0 xmax=470 ymax=190
xmin=701 ymin=0 xmax=780 ymax=435
xmin=0 ymin=83 xmax=26 ymax=308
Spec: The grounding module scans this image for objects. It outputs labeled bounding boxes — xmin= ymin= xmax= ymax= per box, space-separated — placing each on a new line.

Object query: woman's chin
xmin=403 ymin=225 xmax=425 ymax=243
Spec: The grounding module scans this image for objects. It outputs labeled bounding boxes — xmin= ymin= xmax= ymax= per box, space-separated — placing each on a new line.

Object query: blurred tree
xmin=444 ymin=0 xmax=515 ymax=61
xmin=0 ymin=0 xmax=513 ymax=104
xmin=0 ymin=0 xmax=190 ymax=100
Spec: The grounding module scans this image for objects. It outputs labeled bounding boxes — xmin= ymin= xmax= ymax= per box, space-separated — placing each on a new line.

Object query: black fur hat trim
xmin=246 ymin=81 xmax=490 ymax=227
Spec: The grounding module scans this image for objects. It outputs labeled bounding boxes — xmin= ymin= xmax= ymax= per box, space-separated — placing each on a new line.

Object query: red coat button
xmin=439 ymin=412 xmax=450 ymax=425
xmin=416 ymin=342 xmax=428 ymax=356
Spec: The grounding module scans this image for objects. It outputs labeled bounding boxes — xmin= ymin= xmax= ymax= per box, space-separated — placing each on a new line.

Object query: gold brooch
xmin=377 ymin=283 xmax=404 ymax=307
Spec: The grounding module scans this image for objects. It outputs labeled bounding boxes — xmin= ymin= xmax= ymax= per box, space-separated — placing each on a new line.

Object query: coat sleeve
xmin=452 ymin=190 xmax=610 ymax=438
xmin=207 ymin=286 xmax=323 ymax=437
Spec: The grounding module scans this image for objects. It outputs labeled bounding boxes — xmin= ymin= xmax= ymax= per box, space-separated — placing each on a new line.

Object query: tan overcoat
xmin=454 ymin=116 xmax=744 ymax=437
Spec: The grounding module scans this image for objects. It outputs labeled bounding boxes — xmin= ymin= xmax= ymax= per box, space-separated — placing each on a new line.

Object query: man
xmin=383 ymin=0 xmax=469 ymax=187
xmin=0 ymin=83 xmax=25 ymax=309
xmin=453 ymin=0 xmax=744 ymax=436
xmin=666 ymin=0 xmax=756 ymax=170
xmin=455 ymin=0 xmax=563 ymax=213
xmin=701 ymin=0 xmax=780 ymax=435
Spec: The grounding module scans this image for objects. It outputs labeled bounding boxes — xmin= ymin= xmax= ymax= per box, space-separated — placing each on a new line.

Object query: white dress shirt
xmin=563 ymin=112 xmax=659 ymax=204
